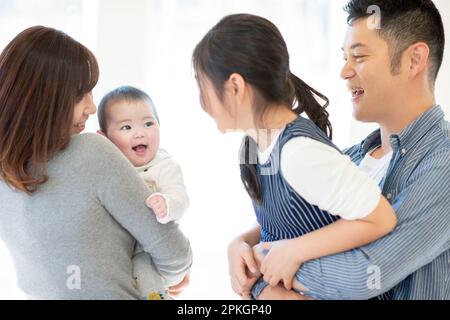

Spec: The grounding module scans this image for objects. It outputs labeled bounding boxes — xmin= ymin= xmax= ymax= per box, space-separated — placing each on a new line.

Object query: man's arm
xmin=295 ymin=149 xmax=450 ymax=299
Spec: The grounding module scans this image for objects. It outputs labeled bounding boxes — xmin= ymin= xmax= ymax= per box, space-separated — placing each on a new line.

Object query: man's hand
xmin=228 ymin=238 xmax=260 ymax=299
xmin=251 ymin=242 xmax=266 ymax=277
xmin=146 ymin=195 xmax=167 ymax=219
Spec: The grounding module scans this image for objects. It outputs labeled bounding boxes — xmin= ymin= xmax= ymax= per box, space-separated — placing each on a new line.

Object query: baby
xmin=97 ymin=86 xmax=189 ymax=299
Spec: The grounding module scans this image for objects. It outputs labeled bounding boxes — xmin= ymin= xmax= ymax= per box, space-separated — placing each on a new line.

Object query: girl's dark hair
xmin=192 ymin=14 xmax=332 ymax=203
xmin=0 ymin=26 xmax=99 ymax=194
xmin=97 ymin=86 xmax=159 ymax=134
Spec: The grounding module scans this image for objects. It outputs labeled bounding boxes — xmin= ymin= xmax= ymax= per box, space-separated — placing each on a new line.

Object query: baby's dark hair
xmin=97 ymin=86 xmax=160 ymax=133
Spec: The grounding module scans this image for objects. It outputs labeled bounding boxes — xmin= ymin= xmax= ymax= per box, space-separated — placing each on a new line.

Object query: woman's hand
xmin=259 ymin=240 xmax=303 ymax=290
xmin=168 ymin=273 xmax=190 ymax=298
xmin=228 ymin=238 xmax=260 ymax=299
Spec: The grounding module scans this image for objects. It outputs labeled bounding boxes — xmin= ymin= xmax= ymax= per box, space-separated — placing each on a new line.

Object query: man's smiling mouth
xmin=349 ymin=86 xmax=365 ymax=100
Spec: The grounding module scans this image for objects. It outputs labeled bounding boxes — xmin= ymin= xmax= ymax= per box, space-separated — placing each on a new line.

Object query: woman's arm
xmin=83 ymin=134 xmax=192 ymax=285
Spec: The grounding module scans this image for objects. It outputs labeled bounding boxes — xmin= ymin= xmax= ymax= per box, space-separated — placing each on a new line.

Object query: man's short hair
xmin=345 ymin=0 xmax=445 ymax=83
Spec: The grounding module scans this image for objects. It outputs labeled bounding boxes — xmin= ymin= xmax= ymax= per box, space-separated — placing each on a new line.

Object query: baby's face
xmin=105 ymin=100 xmax=160 ymax=167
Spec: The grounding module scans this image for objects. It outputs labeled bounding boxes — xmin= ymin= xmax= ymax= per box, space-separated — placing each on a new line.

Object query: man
xmin=228 ymin=0 xmax=449 ymax=299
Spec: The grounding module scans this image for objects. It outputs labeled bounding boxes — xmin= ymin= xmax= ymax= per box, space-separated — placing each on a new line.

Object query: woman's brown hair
xmin=0 ymin=26 xmax=99 ymax=194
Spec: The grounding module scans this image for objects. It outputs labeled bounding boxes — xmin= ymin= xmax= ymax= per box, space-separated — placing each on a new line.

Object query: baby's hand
xmin=146 ymin=195 xmax=167 ymax=219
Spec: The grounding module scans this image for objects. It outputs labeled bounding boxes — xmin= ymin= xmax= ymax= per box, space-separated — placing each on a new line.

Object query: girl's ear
xmin=226 ymin=73 xmax=253 ymax=129
xmin=228 ymin=73 xmax=246 ymax=102
xmin=97 ymin=130 xmax=106 ymax=136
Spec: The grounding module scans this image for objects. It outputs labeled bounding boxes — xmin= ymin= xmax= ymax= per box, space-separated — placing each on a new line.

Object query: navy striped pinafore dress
xmin=253 ymin=116 xmax=341 ymax=242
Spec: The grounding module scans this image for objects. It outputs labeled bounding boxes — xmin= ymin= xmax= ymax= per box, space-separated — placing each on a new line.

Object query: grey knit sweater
xmin=0 ymin=133 xmax=192 ymax=299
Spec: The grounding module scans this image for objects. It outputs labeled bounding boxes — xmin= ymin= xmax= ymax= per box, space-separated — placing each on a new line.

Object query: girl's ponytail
xmin=288 ymin=72 xmax=332 ymax=139
xmin=239 ymin=136 xmax=261 ymax=204
xmin=238 ymin=74 xmax=333 ymax=205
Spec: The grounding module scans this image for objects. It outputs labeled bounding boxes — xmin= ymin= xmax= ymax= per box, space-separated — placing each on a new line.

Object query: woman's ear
xmin=407 ymin=42 xmax=430 ymax=78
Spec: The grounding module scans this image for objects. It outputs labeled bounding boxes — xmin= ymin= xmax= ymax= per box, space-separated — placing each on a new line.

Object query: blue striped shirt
xmin=297 ymin=105 xmax=450 ymax=300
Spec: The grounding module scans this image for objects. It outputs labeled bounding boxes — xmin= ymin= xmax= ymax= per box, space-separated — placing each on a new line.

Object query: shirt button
xmin=401 ymin=149 xmax=407 ymax=155
xmin=386 ymin=193 xmax=392 ymax=200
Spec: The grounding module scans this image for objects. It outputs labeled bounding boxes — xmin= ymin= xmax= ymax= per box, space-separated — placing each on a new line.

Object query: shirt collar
xmin=136 ymin=161 xmax=153 ymax=173
xmin=358 ymin=105 xmax=444 ymax=158
xmin=359 ymin=129 xmax=382 ymax=159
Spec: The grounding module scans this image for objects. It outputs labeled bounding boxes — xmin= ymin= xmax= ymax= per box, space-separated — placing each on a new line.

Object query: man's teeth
xmin=351 ymin=88 xmax=364 ymax=97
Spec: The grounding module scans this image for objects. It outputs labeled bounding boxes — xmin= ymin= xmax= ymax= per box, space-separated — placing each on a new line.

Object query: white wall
xmin=95 ymin=0 xmax=150 ymax=95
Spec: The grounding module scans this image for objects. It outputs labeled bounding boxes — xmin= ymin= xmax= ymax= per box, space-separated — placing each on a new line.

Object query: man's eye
xmin=354 ymin=55 xmax=366 ymax=62
xmin=120 ymin=125 xmax=131 ymax=131
xmin=145 ymin=121 xmax=155 ymax=127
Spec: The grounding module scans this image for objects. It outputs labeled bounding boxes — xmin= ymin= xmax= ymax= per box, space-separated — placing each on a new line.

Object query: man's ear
xmin=408 ymin=42 xmax=430 ymax=78
xmin=97 ymin=130 xmax=106 ymax=137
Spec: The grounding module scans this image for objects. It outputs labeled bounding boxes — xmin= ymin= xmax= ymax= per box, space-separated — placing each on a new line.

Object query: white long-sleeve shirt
xmin=258 ymin=131 xmax=382 ymax=220
xmin=137 ymin=149 xmax=189 ymax=224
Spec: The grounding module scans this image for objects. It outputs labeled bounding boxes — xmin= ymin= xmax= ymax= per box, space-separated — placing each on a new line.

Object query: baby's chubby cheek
xmin=148 ymin=133 xmax=160 ymax=158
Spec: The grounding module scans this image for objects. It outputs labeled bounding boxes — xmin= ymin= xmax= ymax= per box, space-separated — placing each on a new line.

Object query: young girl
xmin=192 ymin=14 xmax=397 ymax=299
